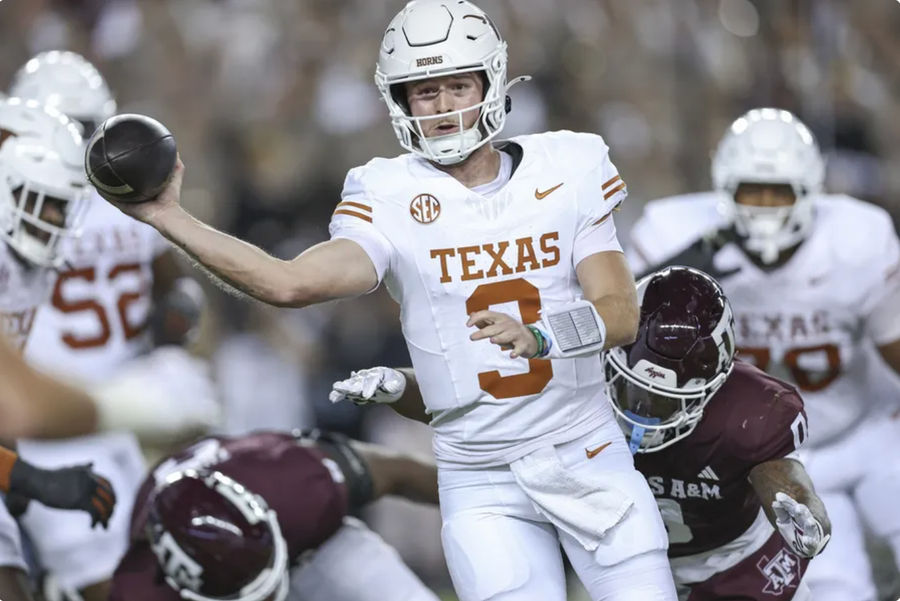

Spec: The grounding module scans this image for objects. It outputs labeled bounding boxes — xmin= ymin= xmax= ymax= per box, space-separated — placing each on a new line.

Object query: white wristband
xmin=538 ymin=299 xmax=607 ymax=358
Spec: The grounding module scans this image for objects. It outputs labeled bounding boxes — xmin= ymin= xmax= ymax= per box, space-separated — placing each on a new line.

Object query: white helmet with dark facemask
xmin=375 ymin=0 xmax=527 ymax=165
xmin=0 ymin=98 xmax=90 ymax=268
xmin=9 ymin=50 xmax=117 ymax=137
xmin=712 ymin=108 xmax=824 ymax=265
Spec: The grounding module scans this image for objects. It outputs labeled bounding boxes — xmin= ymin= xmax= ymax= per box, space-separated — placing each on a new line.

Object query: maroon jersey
xmin=635 ymin=361 xmax=807 ymax=557
xmin=110 ymin=432 xmax=349 ymax=601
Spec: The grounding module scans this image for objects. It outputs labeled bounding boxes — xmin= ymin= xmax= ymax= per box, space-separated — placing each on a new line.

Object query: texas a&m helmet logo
xmin=410 ymin=193 xmax=441 ymax=224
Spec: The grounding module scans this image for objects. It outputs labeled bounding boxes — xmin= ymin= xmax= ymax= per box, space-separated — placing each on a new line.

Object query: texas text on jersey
xmin=636 ymin=361 xmax=812 ymax=595
xmin=330 ymin=130 xmax=628 ymax=467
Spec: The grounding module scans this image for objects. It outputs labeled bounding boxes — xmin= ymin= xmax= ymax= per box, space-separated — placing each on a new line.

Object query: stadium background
xmin=1 ymin=0 xmax=898 ymax=598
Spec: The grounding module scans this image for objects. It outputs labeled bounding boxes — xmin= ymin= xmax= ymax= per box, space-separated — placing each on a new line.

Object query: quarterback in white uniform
xmin=8 ymin=51 xmax=218 ymax=600
xmin=627 ymin=108 xmax=900 ymax=601
xmin=102 ymin=1 xmax=676 ymax=599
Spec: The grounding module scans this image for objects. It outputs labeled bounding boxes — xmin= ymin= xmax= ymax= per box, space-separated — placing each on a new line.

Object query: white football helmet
xmin=712 ymin=108 xmax=824 ymax=264
xmin=9 ymin=50 xmax=116 ymax=136
xmin=0 ymin=98 xmax=90 ymax=267
xmin=375 ymin=0 xmax=528 ymax=165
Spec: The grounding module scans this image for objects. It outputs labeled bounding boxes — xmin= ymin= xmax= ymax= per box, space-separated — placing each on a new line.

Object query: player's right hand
xmin=329 ymin=367 xmax=406 ymax=406
xmin=8 ymin=460 xmax=116 ymax=529
xmin=106 ymin=156 xmax=185 ymax=227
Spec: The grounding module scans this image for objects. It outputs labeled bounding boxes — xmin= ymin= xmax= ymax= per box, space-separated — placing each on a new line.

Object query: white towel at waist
xmin=510 ymin=446 xmax=633 ymax=551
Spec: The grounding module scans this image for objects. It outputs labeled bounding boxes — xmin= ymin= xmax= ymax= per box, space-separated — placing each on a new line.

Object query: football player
xmin=109 ymin=429 xmax=441 ymax=601
xmin=605 ymin=266 xmax=829 ymax=600
xmin=626 ymin=108 xmax=900 ymax=601
xmin=333 ymin=267 xmax=833 ymax=600
xmin=0 ymin=99 xmax=116 ymax=601
xmin=8 ymin=51 xmax=218 ymax=601
xmin=99 ymin=1 xmax=677 ymax=598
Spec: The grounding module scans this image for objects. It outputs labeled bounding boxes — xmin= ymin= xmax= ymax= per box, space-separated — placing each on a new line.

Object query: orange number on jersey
xmin=51 ymin=263 xmax=149 ymax=349
xmin=465 ymin=278 xmax=553 ymax=399
xmin=737 ymin=344 xmax=841 ymax=392
xmin=52 ymin=267 xmax=111 ymax=349
xmin=784 ymin=344 xmax=842 ymax=392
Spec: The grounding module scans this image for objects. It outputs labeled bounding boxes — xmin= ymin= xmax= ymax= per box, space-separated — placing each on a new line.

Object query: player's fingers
xmin=488 ymin=329 xmax=519 ymax=345
xmin=328 ymin=390 xmax=346 ymax=404
xmin=470 ymin=324 xmax=506 ymax=341
xmin=466 ymin=310 xmax=502 ymax=328
xmin=361 ymin=373 xmax=382 ymax=398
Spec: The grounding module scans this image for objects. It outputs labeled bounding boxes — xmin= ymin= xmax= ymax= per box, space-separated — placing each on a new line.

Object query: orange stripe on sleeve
xmin=333 ymin=209 xmax=373 ymax=223
xmin=602 ymin=174 xmax=622 ymax=189
xmin=0 ymin=445 xmax=18 ymax=492
xmin=334 ymin=201 xmax=372 ymax=213
xmin=603 ymin=182 xmax=627 ymax=200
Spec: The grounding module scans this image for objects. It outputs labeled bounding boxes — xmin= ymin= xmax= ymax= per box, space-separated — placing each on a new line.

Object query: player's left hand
xmin=467 ymin=310 xmax=538 ymax=359
xmin=8 ymin=460 xmax=116 ymax=529
xmin=772 ymin=491 xmax=830 ymax=558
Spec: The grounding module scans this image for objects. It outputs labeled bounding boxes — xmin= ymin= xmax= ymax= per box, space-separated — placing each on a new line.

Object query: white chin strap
xmin=422 ymin=127 xmax=484 ymax=166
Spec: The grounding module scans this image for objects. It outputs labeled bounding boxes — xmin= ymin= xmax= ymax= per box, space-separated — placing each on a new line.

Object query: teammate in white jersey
xmin=0 ymin=99 xmax=118 ymax=601
xmin=7 ymin=51 xmax=217 ymax=601
xmin=99 ymin=1 xmax=676 ymax=598
xmin=626 ymin=108 xmax=900 ymax=601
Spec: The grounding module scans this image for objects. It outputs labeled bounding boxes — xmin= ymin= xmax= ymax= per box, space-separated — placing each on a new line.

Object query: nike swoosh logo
xmin=535 ymin=182 xmax=564 ymax=200
xmin=585 ymin=441 xmax=612 ymax=459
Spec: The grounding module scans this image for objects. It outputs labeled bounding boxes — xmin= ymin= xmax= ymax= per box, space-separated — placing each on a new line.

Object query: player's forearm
xmin=353 ymin=441 xmax=439 ymax=505
xmin=156 ymin=207 xmax=307 ymax=307
xmin=749 ymin=458 xmax=831 ymax=536
xmin=592 ymin=293 xmax=640 ymax=349
xmin=389 ymin=368 xmax=430 ymax=424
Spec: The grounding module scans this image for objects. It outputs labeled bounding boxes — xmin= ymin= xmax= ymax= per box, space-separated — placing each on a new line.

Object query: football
xmin=84 ymin=113 xmax=176 ymax=203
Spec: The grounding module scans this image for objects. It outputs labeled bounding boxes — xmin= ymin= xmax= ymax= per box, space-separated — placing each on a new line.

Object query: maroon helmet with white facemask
xmin=602 ymin=266 xmax=736 ymax=453
xmin=146 ymin=469 xmax=289 ymax=601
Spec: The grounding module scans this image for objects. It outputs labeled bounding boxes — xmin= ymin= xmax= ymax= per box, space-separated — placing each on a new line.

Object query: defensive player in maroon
xmin=108 ymin=429 xmax=440 ymax=601
xmin=603 ymin=266 xmax=830 ymax=600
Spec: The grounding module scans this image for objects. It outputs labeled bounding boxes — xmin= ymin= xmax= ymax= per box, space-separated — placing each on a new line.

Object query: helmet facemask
xmin=712 ymin=108 xmax=823 ymax=265
xmin=374 ymin=0 xmax=528 ymax=165
xmin=148 ymin=470 xmax=289 ymax=601
xmin=0 ymin=100 xmax=90 ymax=269
xmin=602 ymin=266 xmax=736 ymax=454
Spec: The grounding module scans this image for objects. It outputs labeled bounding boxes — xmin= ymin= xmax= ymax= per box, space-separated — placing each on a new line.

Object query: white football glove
xmin=329 ymin=367 xmax=406 ymax=406
xmin=772 ymin=492 xmax=830 ymax=558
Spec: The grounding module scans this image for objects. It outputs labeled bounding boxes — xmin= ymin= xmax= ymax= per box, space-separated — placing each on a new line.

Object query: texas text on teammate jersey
xmin=635 ymin=361 xmax=812 ymax=597
xmin=109 ymin=432 xmax=349 ymax=601
xmin=329 ymin=130 xmax=628 ymax=467
xmin=627 ymin=194 xmax=900 ymax=447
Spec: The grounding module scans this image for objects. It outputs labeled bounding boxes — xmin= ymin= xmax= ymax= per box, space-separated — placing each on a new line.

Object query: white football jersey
xmin=25 ymin=192 xmax=169 ymax=381
xmin=0 ymin=242 xmax=54 ymax=350
xmin=330 ymin=131 xmax=629 ymax=467
xmin=627 ymin=193 xmax=900 ymax=446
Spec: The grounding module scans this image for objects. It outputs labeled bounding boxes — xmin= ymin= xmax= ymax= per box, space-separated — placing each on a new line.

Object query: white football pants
xmin=800 ymin=414 xmax=900 ymax=601
xmin=438 ymin=424 xmax=676 ymax=601
xmin=289 ymin=517 xmax=439 ymax=601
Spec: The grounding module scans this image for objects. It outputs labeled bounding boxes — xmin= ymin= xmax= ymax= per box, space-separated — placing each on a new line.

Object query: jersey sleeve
xmin=572 ymin=137 xmax=627 ymax=265
xmin=328 ymin=166 xmax=397 ymax=285
xmin=729 ymin=372 xmax=808 ymax=466
xmin=862 ymin=214 xmax=900 ymax=344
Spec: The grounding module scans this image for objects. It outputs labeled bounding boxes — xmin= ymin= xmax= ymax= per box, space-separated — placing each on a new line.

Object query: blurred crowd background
xmin=1 ymin=0 xmax=899 ymax=597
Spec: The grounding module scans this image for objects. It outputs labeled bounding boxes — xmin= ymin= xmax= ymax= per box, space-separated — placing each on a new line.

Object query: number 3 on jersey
xmin=465 ymin=278 xmax=553 ymax=399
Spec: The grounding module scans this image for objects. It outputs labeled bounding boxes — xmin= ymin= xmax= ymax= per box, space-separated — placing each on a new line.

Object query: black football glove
xmin=7 ymin=460 xmax=116 ymax=529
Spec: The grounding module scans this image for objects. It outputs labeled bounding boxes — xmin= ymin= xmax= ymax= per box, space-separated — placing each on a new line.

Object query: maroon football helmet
xmin=602 ymin=266 xmax=735 ymax=453
xmin=147 ymin=469 xmax=289 ymax=601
